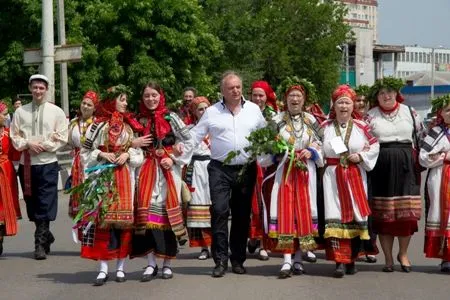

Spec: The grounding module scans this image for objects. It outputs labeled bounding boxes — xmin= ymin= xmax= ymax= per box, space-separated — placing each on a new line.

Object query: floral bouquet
xmin=65 ymin=164 xmax=118 ymax=231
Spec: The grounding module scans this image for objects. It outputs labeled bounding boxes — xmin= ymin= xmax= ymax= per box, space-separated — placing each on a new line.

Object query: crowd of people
xmin=0 ymin=71 xmax=449 ymax=286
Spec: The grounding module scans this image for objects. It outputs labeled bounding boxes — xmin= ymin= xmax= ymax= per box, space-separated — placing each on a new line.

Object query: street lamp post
xmin=431 ymin=48 xmax=435 ymax=100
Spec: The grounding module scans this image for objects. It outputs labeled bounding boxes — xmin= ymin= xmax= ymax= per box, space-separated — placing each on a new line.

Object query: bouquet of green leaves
xmin=224 ymin=122 xmax=306 ymax=181
xmin=65 ymin=164 xmax=118 ymax=229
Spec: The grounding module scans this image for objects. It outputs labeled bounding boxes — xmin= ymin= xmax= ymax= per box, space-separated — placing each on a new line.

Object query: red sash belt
xmin=326 ymin=158 xmax=370 ymax=223
xmin=279 ymin=160 xmax=313 ymax=237
xmin=440 ymin=161 xmax=450 ymax=236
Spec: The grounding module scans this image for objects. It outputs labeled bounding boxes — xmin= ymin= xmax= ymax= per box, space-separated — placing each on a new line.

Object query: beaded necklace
xmin=79 ymin=117 xmax=94 ymax=145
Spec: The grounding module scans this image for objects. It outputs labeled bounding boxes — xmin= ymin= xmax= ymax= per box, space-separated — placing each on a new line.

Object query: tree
xmin=0 ymin=0 xmax=223 ymax=112
xmin=202 ymin=0 xmax=350 ymax=104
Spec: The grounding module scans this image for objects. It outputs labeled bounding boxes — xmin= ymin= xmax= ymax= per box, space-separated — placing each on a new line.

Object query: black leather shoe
xmin=231 ymin=263 xmax=247 ymax=274
xmin=141 ymin=265 xmax=158 ymax=282
xmin=115 ymin=271 xmax=127 ymax=282
xmin=440 ymin=262 xmax=450 ymax=273
xmin=397 ymin=254 xmax=412 ymax=273
xmin=292 ymin=262 xmax=305 ymax=275
xmin=334 ymin=263 xmax=345 ymax=278
xmin=0 ymin=237 xmax=3 ymax=256
xmin=93 ymin=272 xmax=109 ymax=286
xmin=302 ymin=252 xmax=317 ymax=263
xmin=364 ymin=255 xmax=377 ymax=263
xmin=345 ymin=262 xmax=358 ymax=275
xmin=278 ymin=263 xmax=292 ymax=279
xmin=162 ymin=266 xmax=174 ymax=279
xmin=34 ymin=245 xmax=46 ymax=260
xmin=212 ymin=263 xmax=228 ymax=278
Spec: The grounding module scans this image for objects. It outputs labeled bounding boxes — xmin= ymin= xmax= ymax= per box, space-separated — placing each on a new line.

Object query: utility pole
xmin=345 ymin=43 xmax=350 ymax=84
xmin=41 ymin=0 xmax=55 ymax=102
xmin=57 ymin=0 xmax=69 ymax=116
xmin=430 ymin=48 xmax=435 ymax=100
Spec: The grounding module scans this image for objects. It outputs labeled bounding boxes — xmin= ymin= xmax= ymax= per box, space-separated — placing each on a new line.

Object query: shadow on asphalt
xmin=38 ymin=271 xmax=95 ymax=284
xmin=2 ymin=251 xmax=80 ymax=259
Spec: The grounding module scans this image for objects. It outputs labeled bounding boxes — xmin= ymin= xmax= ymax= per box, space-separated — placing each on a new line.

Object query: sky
xmin=377 ymin=0 xmax=450 ymax=48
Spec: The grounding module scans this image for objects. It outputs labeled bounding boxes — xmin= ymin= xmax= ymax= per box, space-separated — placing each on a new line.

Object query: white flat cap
xmin=29 ymin=74 xmax=49 ymax=85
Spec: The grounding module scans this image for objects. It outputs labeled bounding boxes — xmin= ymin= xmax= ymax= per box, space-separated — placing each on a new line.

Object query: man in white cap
xmin=10 ymin=74 xmax=68 ymax=260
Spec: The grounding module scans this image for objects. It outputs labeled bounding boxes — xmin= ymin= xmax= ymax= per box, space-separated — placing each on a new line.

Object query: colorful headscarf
xmin=251 ymin=81 xmax=278 ymax=111
xmin=329 ymin=85 xmax=361 ymax=120
xmin=189 ymin=96 xmax=211 ymax=121
xmin=0 ymin=101 xmax=7 ymax=113
xmin=138 ymin=86 xmax=171 ymax=139
xmin=83 ymin=90 xmax=99 ymax=107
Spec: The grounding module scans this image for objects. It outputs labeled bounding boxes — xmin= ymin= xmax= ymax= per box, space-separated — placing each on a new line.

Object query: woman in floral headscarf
xmin=419 ymin=94 xmax=450 ymax=273
xmin=259 ymin=77 xmax=323 ymax=278
xmin=79 ymin=85 xmax=144 ymax=285
xmin=182 ymin=96 xmax=213 ymax=260
xmin=68 ymin=91 xmax=99 ymax=218
xmin=0 ymin=101 xmax=21 ymax=256
xmin=130 ymin=81 xmax=193 ymax=281
xmin=321 ymin=85 xmax=379 ymax=278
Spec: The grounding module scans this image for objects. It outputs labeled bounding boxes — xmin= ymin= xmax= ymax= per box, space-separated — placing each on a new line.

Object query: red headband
xmin=251 ymin=81 xmax=278 ymax=111
xmin=332 ymin=85 xmax=356 ymax=103
xmin=83 ymin=90 xmax=99 ymax=106
xmin=0 ymin=101 xmax=7 ymax=113
xmin=285 ymin=85 xmax=306 ymax=99
xmin=189 ymin=96 xmax=210 ymax=117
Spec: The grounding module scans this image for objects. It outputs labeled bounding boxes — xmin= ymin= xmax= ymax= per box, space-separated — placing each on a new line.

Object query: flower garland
xmin=368 ymin=77 xmax=404 ymax=105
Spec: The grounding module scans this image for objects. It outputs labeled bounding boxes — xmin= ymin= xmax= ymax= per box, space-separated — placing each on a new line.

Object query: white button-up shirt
xmin=190 ymin=98 xmax=266 ymax=165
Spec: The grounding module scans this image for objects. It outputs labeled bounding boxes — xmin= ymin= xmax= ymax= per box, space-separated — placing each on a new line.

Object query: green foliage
xmin=276 ymin=76 xmax=319 ymax=105
xmin=354 ymin=84 xmax=370 ymax=97
xmin=431 ymin=94 xmax=450 ymax=113
xmin=368 ymin=77 xmax=405 ymax=105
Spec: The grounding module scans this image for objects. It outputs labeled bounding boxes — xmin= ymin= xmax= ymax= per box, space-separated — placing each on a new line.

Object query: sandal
xmin=257 ymin=249 xmax=269 ymax=261
xmin=292 ymin=262 xmax=305 ymax=275
xmin=162 ymin=266 xmax=173 ymax=279
xmin=278 ymin=263 xmax=292 ymax=279
xmin=198 ymin=249 xmax=210 ymax=260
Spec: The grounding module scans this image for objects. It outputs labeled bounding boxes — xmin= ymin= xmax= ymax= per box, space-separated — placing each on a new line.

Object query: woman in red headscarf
xmin=247 ymin=81 xmax=278 ymax=261
xmin=182 ymin=96 xmax=213 ymax=260
xmin=321 ymin=85 xmax=379 ymax=277
xmin=130 ymin=81 xmax=193 ymax=282
xmin=68 ymin=91 xmax=99 ymax=218
xmin=79 ymin=85 xmax=144 ymax=285
xmin=0 ymin=101 xmax=21 ymax=256
xmin=419 ymin=94 xmax=450 ymax=273
xmin=259 ymin=78 xmax=324 ymax=278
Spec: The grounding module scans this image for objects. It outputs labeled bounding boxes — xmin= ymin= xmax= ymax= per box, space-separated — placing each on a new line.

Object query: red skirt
xmin=424 ymin=236 xmax=450 ymax=261
xmin=80 ymin=226 xmax=132 ymax=261
xmin=188 ymin=228 xmax=212 ymax=248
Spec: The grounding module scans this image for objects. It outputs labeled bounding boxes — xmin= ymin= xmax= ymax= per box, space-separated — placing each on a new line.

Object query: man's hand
xmin=131 ymin=134 xmax=153 ymax=148
xmin=115 ymin=153 xmax=130 ymax=165
xmin=27 ymin=141 xmax=45 ymax=155
xmin=160 ymin=157 xmax=174 ymax=170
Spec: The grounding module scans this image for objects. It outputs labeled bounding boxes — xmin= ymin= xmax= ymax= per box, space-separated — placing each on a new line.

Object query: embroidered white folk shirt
xmin=10 ymin=101 xmax=69 ymax=165
xmin=189 ymin=98 xmax=266 ymax=165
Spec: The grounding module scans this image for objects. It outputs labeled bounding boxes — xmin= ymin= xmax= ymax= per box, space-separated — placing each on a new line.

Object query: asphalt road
xmin=0 ymin=192 xmax=448 ymax=300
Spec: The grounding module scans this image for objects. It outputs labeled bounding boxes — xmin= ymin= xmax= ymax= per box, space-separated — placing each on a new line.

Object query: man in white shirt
xmin=10 ymin=74 xmax=68 ymax=260
xmin=189 ymin=71 xmax=266 ymax=277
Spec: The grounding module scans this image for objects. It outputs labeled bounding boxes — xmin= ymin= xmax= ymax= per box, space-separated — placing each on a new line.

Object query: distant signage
xmin=436 ymin=63 xmax=450 ymax=72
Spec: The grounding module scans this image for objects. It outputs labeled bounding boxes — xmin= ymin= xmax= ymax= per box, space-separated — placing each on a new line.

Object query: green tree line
xmin=0 ymin=0 xmax=349 ymax=113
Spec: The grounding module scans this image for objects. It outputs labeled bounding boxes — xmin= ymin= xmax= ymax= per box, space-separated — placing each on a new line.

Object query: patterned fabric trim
xmin=421 ymin=126 xmax=444 ymax=153
xmin=169 ymin=112 xmax=191 ymax=141
xmin=372 ymin=195 xmax=422 ymax=222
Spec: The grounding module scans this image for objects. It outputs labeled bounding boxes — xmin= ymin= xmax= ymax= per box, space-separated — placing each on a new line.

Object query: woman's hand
xmin=99 ymin=152 xmax=116 ymax=163
xmin=297 ymin=149 xmax=312 ymax=160
xmin=172 ymin=143 xmax=184 ymax=157
xmin=160 ymin=157 xmax=174 ymax=170
xmin=347 ymin=153 xmax=362 ymax=163
xmin=115 ymin=153 xmax=130 ymax=165
xmin=131 ymin=134 xmax=153 ymax=148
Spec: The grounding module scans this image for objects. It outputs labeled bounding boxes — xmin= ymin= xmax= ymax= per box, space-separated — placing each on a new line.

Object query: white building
xmin=337 ymin=0 xmax=378 ymax=43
